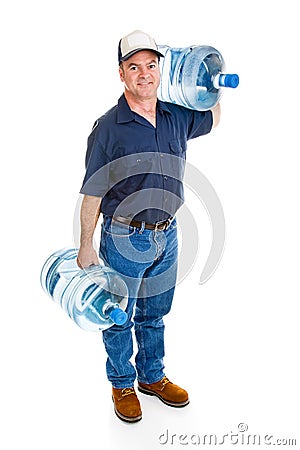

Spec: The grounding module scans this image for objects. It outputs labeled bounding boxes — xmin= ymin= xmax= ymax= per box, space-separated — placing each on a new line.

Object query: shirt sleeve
xmin=79 ymin=124 xmax=110 ymax=197
xmin=187 ymin=109 xmax=213 ymax=140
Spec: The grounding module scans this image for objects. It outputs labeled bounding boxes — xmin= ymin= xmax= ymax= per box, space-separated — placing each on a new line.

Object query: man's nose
xmin=139 ymin=66 xmax=150 ymax=77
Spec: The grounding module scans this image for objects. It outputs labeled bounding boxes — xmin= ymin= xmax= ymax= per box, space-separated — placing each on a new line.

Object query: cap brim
xmin=119 ymin=48 xmax=164 ymax=63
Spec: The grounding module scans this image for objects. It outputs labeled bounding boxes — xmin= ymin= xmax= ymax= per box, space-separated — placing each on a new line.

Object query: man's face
xmin=119 ymin=50 xmax=160 ymax=101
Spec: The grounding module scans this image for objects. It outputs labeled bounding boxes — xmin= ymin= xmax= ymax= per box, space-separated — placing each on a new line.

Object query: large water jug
xmin=40 ymin=248 xmax=128 ymax=332
xmin=157 ymin=44 xmax=239 ymax=111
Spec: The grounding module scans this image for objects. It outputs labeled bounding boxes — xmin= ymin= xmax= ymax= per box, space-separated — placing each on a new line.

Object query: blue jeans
xmin=99 ymin=216 xmax=178 ymax=388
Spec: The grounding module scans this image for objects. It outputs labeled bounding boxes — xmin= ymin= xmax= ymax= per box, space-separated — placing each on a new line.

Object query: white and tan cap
xmin=118 ymin=30 xmax=164 ymax=64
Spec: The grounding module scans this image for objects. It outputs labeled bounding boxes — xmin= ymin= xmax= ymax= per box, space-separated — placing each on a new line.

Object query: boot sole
xmin=138 ymin=386 xmax=189 ymax=408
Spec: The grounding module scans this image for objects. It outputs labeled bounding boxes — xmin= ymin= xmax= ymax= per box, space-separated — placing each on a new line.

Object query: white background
xmin=1 ymin=0 xmax=299 ymax=449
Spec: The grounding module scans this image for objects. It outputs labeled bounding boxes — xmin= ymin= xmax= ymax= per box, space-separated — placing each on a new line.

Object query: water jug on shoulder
xmin=157 ymin=44 xmax=239 ymax=111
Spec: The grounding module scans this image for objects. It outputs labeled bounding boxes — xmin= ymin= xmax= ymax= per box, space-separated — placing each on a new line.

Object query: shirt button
xmin=164 ymin=176 xmax=168 ymax=180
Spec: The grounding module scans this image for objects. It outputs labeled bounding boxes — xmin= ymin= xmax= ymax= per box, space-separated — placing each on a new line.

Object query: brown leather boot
xmin=112 ymin=387 xmax=142 ymax=423
xmin=138 ymin=376 xmax=189 ymax=407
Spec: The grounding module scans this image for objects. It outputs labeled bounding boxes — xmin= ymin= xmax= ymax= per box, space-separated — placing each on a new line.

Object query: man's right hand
xmin=77 ymin=245 xmax=100 ymax=269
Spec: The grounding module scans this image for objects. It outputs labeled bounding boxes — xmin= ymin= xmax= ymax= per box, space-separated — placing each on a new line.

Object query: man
xmin=78 ymin=30 xmax=220 ymax=423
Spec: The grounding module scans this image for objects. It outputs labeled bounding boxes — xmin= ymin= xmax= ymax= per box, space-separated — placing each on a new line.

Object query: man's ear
xmin=119 ymin=66 xmax=124 ymax=82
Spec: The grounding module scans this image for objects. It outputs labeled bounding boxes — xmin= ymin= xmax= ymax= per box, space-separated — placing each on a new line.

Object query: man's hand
xmin=77 ymin=245 xmax=100 ymax=269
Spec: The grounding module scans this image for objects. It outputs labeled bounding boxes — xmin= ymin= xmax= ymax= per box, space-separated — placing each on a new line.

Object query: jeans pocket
xmin=104 ymin=220 xmax=135 ymax=238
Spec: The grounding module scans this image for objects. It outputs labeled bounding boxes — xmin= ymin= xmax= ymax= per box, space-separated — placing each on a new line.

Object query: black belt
xmin=112 ymin=216 xmax=173 ymax=231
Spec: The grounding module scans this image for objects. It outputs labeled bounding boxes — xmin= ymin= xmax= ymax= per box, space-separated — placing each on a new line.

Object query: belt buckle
xmin=154 ymin=218 xmax=171 ymax=231
xmin=154 ymin=222 xmax=160 ymax=231
xmin=154 ymin=221 xmax=164 ymax=231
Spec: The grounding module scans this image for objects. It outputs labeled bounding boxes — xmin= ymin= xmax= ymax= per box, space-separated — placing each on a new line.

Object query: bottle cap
xmin=109 ymin=307 xmax=128 ymax=325
xmin=223 ymin=74 xmax=239 ymax=88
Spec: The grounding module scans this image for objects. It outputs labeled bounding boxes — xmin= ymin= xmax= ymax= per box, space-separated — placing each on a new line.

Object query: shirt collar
xmin=156 ymin=99 xmax=172 ymax=115
xmin=116 ymin=94 xmax=135 ymax=123
xmin=116 ymin=93 xmax=172 ymax=123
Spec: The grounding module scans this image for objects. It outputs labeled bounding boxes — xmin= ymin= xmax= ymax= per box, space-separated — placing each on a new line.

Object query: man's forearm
xmin=80 ymin=194 xmax=102 ymax=247
xmin=211 ymin=102 xmax=221 ymax=128
xmin=77 ymin=194 xmax=102 ymax=268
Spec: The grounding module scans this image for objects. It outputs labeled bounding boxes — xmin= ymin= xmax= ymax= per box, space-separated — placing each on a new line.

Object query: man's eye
xmin=130 ymin=66 xmax=137 ymax=71
xmin=149 ymin=64 xmax=156 ymax=69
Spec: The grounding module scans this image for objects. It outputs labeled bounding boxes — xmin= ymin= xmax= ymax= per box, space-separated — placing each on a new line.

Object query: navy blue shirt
xmin=80 ymin=94 xmax=213 ymax=223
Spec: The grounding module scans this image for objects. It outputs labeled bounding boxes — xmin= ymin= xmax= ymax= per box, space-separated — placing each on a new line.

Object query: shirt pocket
xmin=169 ymin=139 xmax=187 ymax=155
xmin=168 ymin=140 xmax=186 ymax=180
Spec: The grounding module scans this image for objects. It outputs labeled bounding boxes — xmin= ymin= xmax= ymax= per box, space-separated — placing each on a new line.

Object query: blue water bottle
xmin=157 ymin=44 xmax=239 ymax=111
xmin=40 ymin=248 xmax=128 ymax=332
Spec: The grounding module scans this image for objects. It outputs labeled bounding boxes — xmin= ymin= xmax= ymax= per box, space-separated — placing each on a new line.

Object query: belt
xmin=112 ymin=216 xmax=173 ymax=231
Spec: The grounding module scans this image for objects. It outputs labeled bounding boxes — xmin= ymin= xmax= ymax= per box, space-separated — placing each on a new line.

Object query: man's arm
xmin=211 ymin=102 xmax=221 ymax=128
xmin=77 ymin=194 xmax=102 ymax=268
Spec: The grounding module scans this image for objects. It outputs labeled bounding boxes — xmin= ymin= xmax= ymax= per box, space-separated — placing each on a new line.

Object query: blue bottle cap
xmin=108 ymin=307 xmax=128 ymax=325
xmin=223 ymin=74 xmax=239 ymax=88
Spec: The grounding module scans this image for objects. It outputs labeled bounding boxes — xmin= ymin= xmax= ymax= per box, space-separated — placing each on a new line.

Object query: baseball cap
xmin=118 ymin=30 xmax=164 ymax=64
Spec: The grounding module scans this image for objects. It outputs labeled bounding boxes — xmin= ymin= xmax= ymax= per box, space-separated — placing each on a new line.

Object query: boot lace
xmin=121 ymin=387 xmax=135 ymax=397
xmin=161 ymin=376 xmax=170 ymax=386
